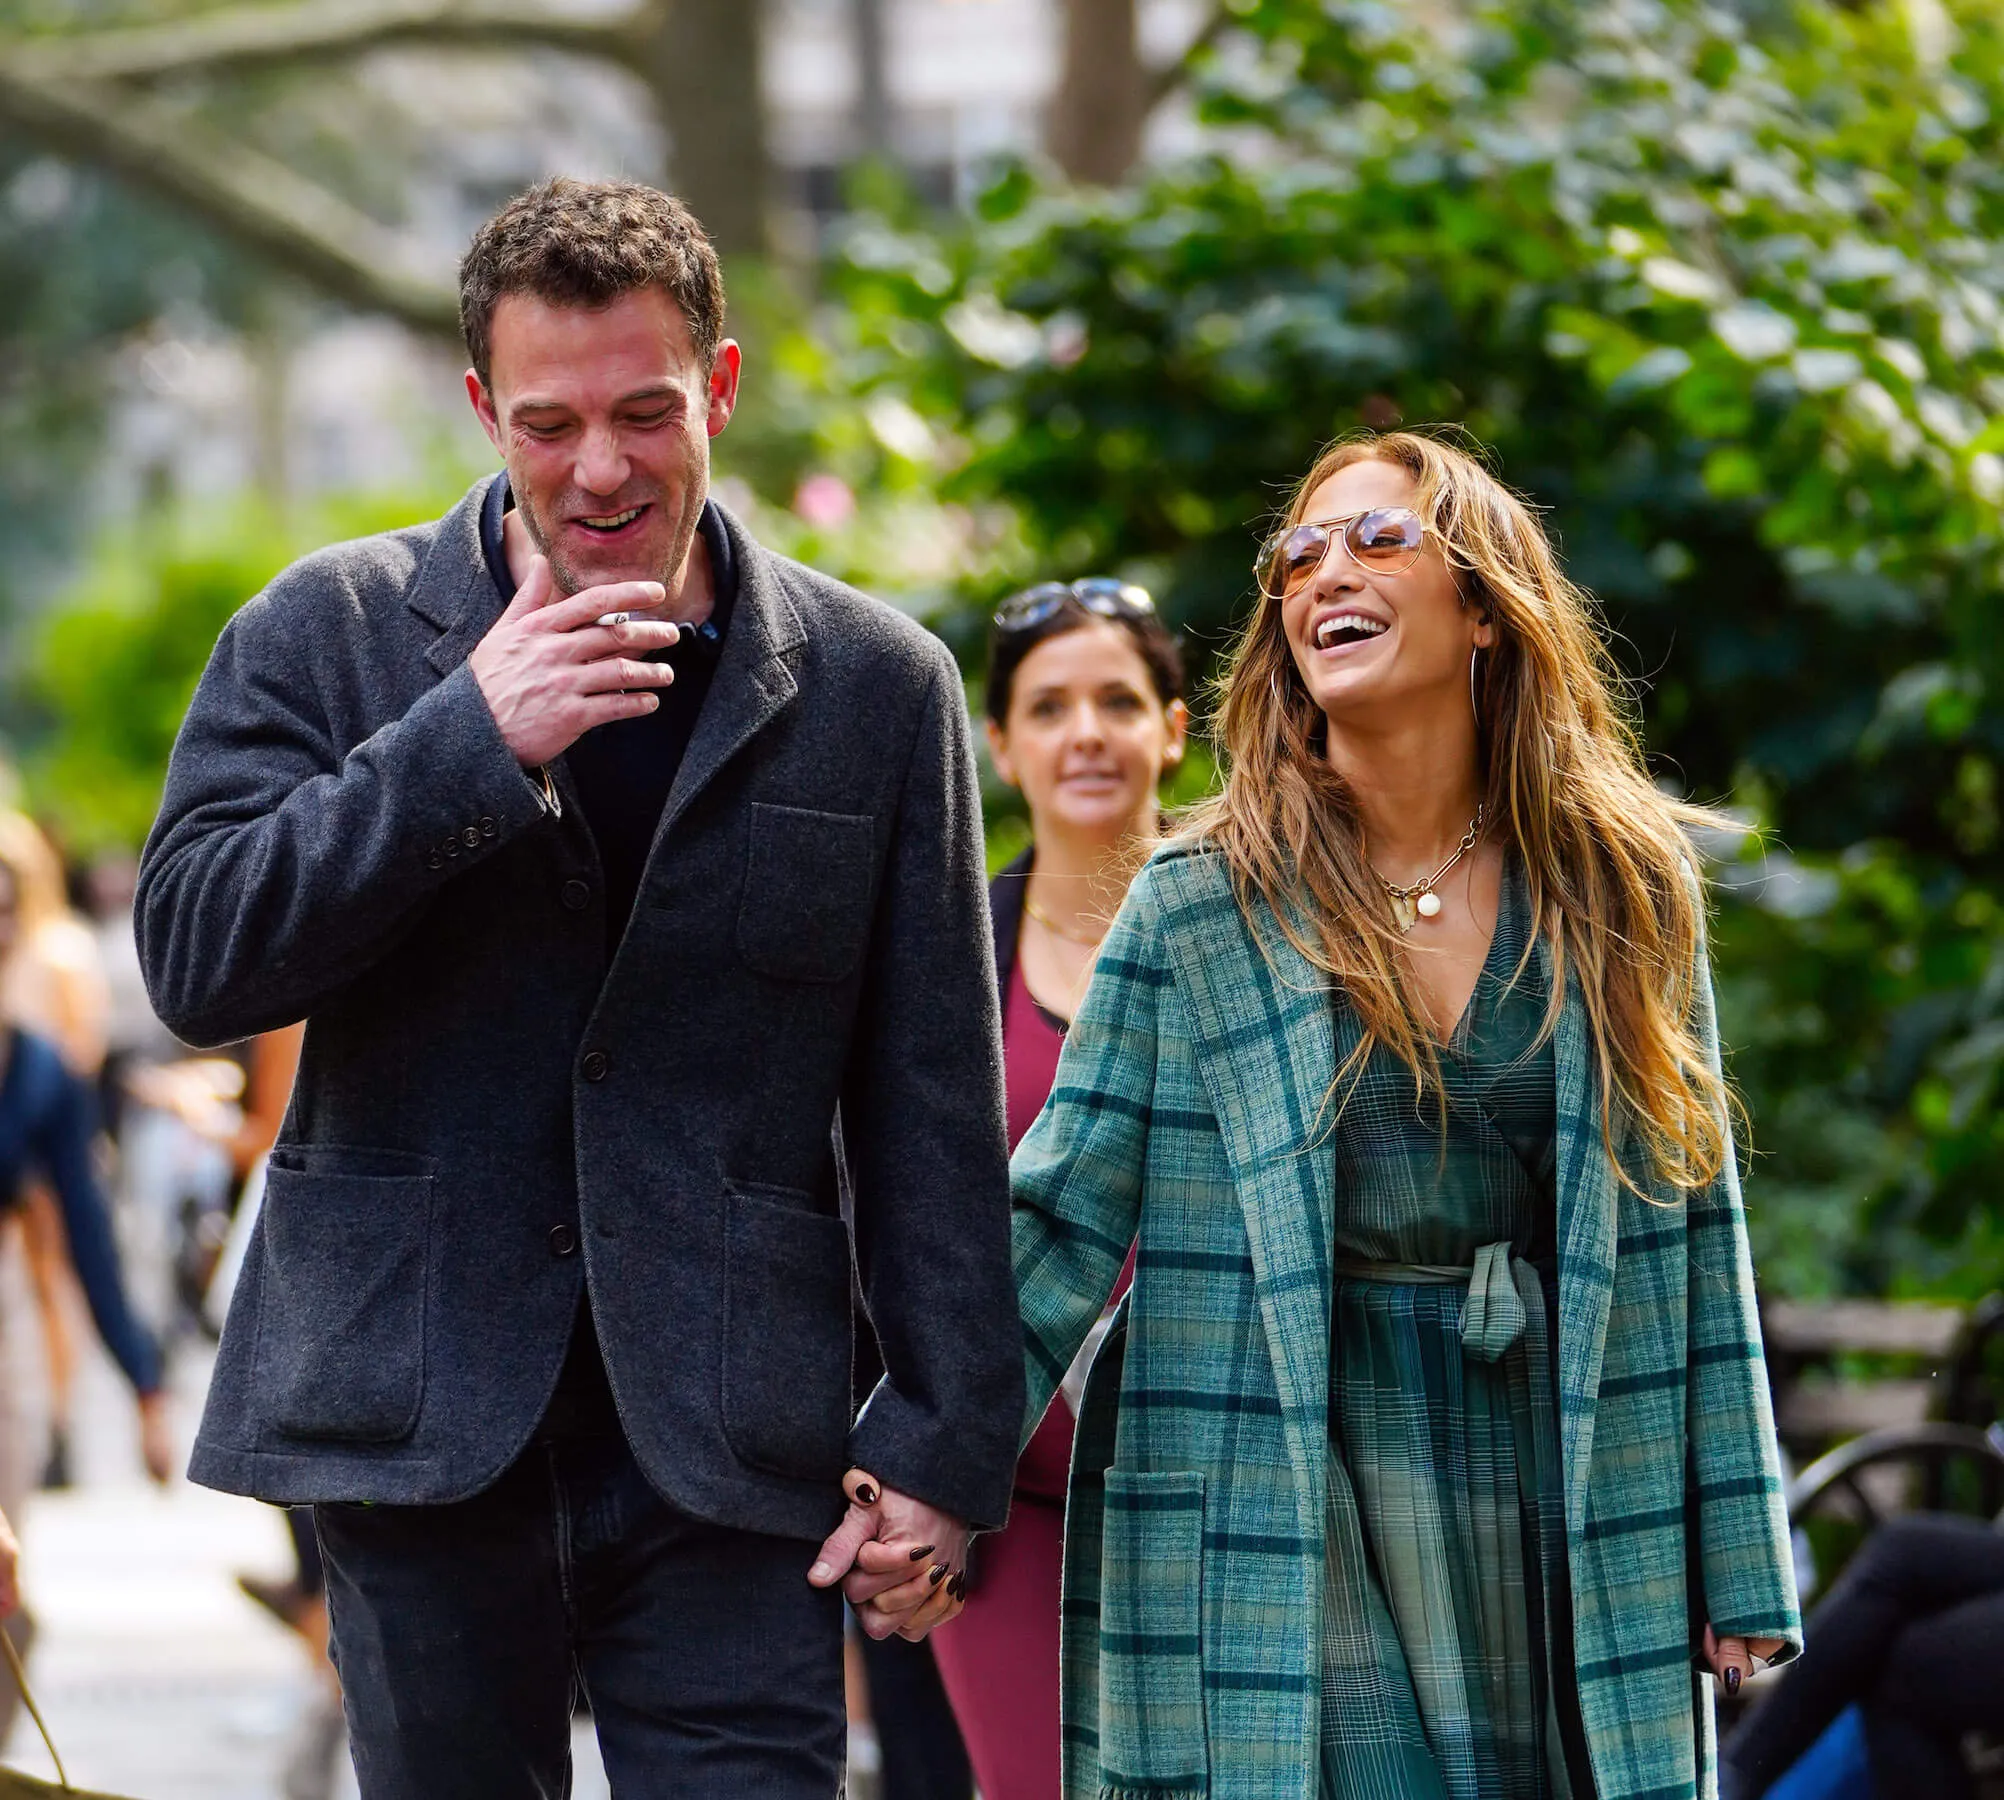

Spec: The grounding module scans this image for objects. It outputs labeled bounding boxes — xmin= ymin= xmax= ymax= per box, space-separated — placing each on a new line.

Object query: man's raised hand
xmin=468 ymin=553 xmax=682 ymax=768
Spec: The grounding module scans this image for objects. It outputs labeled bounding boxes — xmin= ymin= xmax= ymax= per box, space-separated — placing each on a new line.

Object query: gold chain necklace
xmin=1024 ymin=894 xmax=1107 ymax=947
xmin=1371 ymin=805 xmax=1484 ymax=934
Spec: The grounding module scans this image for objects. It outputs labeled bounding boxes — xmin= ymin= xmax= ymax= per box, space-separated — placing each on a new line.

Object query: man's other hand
xmin=468 ymin=554 xmax=682 ymax=768
xmin=808 ymin=1467 xmax=971 ymax=1642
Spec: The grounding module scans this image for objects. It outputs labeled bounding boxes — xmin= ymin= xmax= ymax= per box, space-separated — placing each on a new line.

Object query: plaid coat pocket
xmin=1099 ymin=1469 xmax=1209 ymax=1798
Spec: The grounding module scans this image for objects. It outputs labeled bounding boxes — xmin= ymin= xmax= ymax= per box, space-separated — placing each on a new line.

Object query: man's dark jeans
xmin=316 ymin=1433 xmax=847 ymax=1799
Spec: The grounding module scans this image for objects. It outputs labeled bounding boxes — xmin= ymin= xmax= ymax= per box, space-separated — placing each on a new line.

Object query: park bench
xmin=1764 ymin=1289 xmax=2004 ymax=1555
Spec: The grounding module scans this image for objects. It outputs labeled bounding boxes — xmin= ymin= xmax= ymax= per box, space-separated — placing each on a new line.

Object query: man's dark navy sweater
xmin=480 ymin=473 xmax=737 ymax=1437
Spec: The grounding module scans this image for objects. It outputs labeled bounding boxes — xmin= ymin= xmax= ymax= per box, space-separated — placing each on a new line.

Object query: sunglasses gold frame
xmin=1255 ymin=507 xmax=1429 ymax=600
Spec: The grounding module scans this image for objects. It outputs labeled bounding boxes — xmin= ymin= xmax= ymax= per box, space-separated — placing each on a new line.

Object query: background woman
xmin=991 ymin=431 xmax=1800 ymax=1800
xmin=930 ymin=578 xmax=1186 ymax=1799
xmin=0 ymin=829 xmax=170 ymax=1486
xmin=0 ymin=823 xmax=169 ymax=1736
xmin=0 ymin=811 xmax=112 ymax=1491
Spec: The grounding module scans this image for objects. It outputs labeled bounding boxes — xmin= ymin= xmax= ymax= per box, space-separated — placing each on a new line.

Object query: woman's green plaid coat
xmin=1012 ymin=842 xmax=1802 ymax=1800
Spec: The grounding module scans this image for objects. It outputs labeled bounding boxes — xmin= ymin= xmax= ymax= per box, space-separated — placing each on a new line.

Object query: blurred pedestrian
xmin=1721 ymin=1511 xmax=2004 ymax=1800
xmin=136 ymin=177 xmax=1020 ymax=1800
xmin=0 ymin=822 xmax=171 ymax=1735
xmin=919 ymin=579 xmax=1185 ymax=1799
xmin=0 ymin=829 xmax=169 ymax=1479
xmin=880 ymin=432 xmax=1805 ymax=1799
xmin=0 ymin=815 xmax=112 ymax=1491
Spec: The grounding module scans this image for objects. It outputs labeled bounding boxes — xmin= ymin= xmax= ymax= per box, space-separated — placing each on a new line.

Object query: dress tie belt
xmin=1331 ymin=1239 xmax=1535 ymax=1362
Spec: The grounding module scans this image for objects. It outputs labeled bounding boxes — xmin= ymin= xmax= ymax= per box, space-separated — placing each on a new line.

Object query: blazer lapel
xmin=409 ymin=479 xmax=506 ymax=681
xmin=1551 ymin=977 xmax=1617 ymax=1538
xmin=1154 ymin=858 xmax=1350 ymax=1524
xmin=654 ymin=509 xmax=805 ymax=843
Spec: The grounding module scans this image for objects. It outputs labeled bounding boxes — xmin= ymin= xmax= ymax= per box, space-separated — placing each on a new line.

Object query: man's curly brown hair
xmin=459 ymin=177 xmax=726 ymax=388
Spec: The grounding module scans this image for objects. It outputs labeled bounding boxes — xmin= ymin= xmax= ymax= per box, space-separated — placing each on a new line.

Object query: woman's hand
xmin=808 ymin=1468 xmax=970 ymax=1641
xmin=1703 ymin=1624 xmax=1787 ymax=1696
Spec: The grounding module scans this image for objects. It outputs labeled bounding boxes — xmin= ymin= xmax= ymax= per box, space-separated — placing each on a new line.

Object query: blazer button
xmin=461 ymin=825 xmax=482 ymax=848
xmin=561 ymin=879 xmax=590 ymax=912
xmin=427 ymin=850 xmax=444 ymax=870
xmin=548 ymin=1223 xmax=578 ymax=1258
xmin=581 ymin=1050 xmax=610 ymax=1082
xmin=444 ymin=838 xmax=460 ymax=858
xmin=479 ymin=816 xmax=498 ymax=838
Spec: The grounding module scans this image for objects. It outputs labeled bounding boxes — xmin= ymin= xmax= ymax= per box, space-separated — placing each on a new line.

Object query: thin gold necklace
xmin=1024 ymin=893 xmax=1107 ymax=947
xmin=1371 ymin=805 xmax=1484 ymax=934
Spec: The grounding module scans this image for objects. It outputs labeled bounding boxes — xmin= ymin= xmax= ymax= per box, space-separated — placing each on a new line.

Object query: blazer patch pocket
xmin=720 ymin=1181 xmax=854 ymax=1481
xmin=251 ymin=1149 xmax=435 ymax=1444
xmin=1099 ymin=1468 xmax=1210 ymax=1796
xmin=737 ymin=803 xmax=876 ymax=984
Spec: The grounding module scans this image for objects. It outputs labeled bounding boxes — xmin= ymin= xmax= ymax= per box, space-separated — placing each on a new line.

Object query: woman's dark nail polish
xmin=928 ymin=1563 xmax=948 ymax=1586
xmin=909 ymin=1545 xmax=936 ymax=1562
xmin=1724 ymin=1666 xmax=1741 ymax=1697
xmin=950 ymin=1572 xmax=968 ymax=1600
xmin=854 ymin=1483 xmax=878 ymax=1506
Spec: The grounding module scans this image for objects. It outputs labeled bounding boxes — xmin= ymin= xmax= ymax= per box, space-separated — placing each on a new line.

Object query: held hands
xmin=808 ymin=1468 xmax=971 ymax=1642
xmin=468 ymin=554 xmax=682 ymax=768
xmin=1703 ymin=1624 xmax=1787 ymax=1697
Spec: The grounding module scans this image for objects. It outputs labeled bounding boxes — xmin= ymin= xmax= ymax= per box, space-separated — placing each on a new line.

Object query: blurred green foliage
xmin=19 ymin=0 xmax=2004 ymax=1296
xmin=22 ymin=484 xmax=470 ymax=850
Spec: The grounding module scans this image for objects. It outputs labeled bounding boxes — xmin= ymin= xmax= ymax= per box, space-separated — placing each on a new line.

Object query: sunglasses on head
xmin=993 ymin=577 xmax=1156 ymax=634
xmin=1255 ymin=507 xmax=1429 ymax=600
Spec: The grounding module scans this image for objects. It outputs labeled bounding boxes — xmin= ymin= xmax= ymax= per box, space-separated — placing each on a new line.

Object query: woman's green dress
xmin=1317 ymin=859 xmax=1581 ymax=1800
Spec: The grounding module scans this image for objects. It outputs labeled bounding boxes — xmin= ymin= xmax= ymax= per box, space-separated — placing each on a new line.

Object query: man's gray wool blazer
xmin=137 ymin=478 xmax=1025 ymax=1539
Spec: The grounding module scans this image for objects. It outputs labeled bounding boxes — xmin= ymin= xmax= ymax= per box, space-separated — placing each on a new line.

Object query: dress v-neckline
xmin=1429 ymin=858 xmax=1517 ymax=1057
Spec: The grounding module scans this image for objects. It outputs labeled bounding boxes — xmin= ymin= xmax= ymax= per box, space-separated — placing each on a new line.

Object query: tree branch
xmin=7 ymin=0 xmax=654 ymax=87
xmin=0 ymin=64 xmax=461 ymax=339
xmin=1146 ymin=2 xmax=1232 ymax=112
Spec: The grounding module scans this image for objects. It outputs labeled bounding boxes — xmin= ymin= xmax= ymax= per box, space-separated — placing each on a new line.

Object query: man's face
xmin=467 ymin=287 xmax=741 ymax=598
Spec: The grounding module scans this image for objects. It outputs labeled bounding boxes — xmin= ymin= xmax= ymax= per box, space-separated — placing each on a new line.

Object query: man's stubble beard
xmin=511 ymin=473 xmax=701 ymax=601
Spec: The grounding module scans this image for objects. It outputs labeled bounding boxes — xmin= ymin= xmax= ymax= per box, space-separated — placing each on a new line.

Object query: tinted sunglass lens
xmin=1280 ymin=524 xmax=1334 ymax=587
xmin=1346 ymin=508 xmax=1424 ymax=565
xmin=994 ymin=583 xmax=1073 ymax=630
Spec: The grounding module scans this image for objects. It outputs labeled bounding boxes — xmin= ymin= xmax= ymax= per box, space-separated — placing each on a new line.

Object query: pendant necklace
xmin=1372 ymin=805 xmax=1483 ymax=934
xmin=1024 ymin=893 xmax=1107 ymax=947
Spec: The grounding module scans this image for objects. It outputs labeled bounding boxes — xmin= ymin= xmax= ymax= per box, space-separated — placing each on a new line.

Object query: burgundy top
xmin=1004 ymin=956 xmax=1069 ymax=1152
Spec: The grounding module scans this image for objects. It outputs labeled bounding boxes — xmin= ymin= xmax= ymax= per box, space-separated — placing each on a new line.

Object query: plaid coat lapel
xmin=1153 ymin=861 xmax=1354 ymax=1534
xmin=1551 ymin=981 xmax=1618 ymax=1539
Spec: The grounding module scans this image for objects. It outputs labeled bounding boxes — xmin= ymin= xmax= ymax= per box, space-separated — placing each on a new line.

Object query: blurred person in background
xmin=1720 ymin=1511 xmax=2004 ymax=1800
xmin=136 ymin=177 xmax=1020 ymax=1800
xmin=0 ymin=813 xmax=111 ymax=1492
xmin=0 ymin=822 xmax=171 ymax=1730
xmin=917 ymin=579 xmax=1184 ymax=1800
xmin=876 ymin=432 xmax=1805 ymax=1800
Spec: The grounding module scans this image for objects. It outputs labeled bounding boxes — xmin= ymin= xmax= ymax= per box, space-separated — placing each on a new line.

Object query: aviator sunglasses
xmin=994 ymin=577 xmax=1157 ymax=634
xmin=1255 ymin=506 xmax=1429 ymax=600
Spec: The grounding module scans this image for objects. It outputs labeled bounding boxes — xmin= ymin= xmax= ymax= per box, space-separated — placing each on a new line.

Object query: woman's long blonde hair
xmin=1184 ymin=430 xmax=1737 ymax=1194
